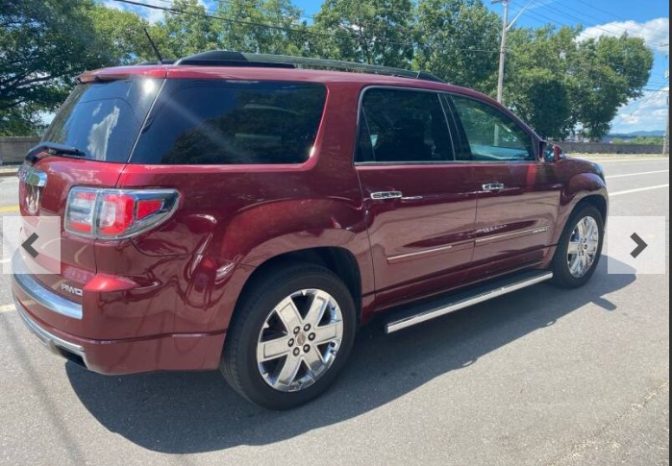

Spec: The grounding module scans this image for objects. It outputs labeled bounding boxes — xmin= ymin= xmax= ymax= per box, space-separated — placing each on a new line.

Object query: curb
xmin=0 ymin=166 xmax=19 ymax=177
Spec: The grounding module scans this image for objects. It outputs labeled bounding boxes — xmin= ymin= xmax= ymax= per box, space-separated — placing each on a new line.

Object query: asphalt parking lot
xmin=0 ymin=156 xmax=668 ymax=465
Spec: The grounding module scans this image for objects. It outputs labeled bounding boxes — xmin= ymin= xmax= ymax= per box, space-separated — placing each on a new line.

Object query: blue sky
xmin=107 ymin=0 xmax=669 ymax=133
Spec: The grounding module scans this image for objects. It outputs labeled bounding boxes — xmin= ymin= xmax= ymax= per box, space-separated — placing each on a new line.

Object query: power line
xmin=112 ymin=0 xmax=502 ymax=55
xmin=510 ymin=0 xmax=655 ymax=43
xmin=536 ymin=2 xmax=638 ymax=35
xmin=114 ymin=0 xmax=314 ymax=34
xmin=573 ymin=0 xmax=632 ymax=23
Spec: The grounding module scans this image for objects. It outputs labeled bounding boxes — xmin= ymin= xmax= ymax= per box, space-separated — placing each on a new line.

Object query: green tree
xmin=214 ymin=0 xmax=310 ymax=55
xmin=572 ymin=35 xmax=653 ymax=140
xmin=505 ymin=26 xmax=579 ymax=138
xmin=0 ymin=0 xmax=106 ymax=134
xmin=414 ymin=0 xmax=500 ymax=89
xmin=163 ymin=0 xmax=219 ymax=57
xmin=509 ymin=68 xmax=571 ymax=139
xmin=0 ymin=0 xmax=163 ymax=135
xmin=90 ymin=5 xmax=165 ymax=64
xmin=161 ymin=0 xmax=309 ymax=57
xmin=312 ymin=0 xmax=415 ymax=66
xmin=506 ymin=26 xmax=653 ymax=141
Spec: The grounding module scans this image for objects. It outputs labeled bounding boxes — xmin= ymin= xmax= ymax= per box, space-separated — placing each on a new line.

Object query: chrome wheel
xmin=567 ymin=216 xmax=599 ymax=278
xmin=256 ymin=289 xmax=343 ymax=392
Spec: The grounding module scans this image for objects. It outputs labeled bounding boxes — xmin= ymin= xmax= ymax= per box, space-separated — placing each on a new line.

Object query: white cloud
xmin=612 ymin=86 xmax=669 ymax=133
xmin=578 ymin=17 xmax=669 ymax=53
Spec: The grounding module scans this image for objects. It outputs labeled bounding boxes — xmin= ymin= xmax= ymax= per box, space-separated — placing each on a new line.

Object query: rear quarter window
xmin=42 ymin=79 xmax=160 ymax=162
xmin=131 ymin=80 xmax=327 ymax=165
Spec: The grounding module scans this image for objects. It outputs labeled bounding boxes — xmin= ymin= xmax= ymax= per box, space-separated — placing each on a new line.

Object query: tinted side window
xmin=132 ymin=80 xmax=326 ymax=164
xmin=450 ymin=95 xmax=534 ymax=162
xmin=357 ymin=89 xmax=453 ymax=163
xmin=43 ymin=79 xmax=160 ymax=162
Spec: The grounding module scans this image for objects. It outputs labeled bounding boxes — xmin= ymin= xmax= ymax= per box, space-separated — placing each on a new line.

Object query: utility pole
xmin=664 ymin=109 xmax=669 ymax=155
xmin=663 ymin=67 xmax=669 ymax=155
xmin=492 ymin=0 xmax=536 ymax=105
xmin=493 ymin=0 xmax=509 ymax=104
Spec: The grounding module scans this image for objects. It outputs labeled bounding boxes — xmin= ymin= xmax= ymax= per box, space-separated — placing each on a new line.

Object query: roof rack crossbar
xmin=174 ymin=51 xmax=444 ymax=83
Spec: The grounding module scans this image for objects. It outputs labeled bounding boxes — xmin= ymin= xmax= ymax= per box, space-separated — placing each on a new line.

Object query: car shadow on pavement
xmin=67 ymin=258 xmax=636 ymax=454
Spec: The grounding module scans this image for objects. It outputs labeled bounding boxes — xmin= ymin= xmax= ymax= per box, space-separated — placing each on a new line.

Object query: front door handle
xmin=370 ymin=191 xmax=403 ymax=200
xmin=482 ymin=182 xmax=505 ymax=192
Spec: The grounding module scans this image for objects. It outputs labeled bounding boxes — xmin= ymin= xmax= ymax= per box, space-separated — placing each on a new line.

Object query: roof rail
xmin=174 ymin=50 xmax=444 ymax=83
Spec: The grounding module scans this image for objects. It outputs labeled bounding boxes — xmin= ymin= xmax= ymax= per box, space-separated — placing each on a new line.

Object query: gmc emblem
xmin=19 ymin=164 xmax=48 ymax=215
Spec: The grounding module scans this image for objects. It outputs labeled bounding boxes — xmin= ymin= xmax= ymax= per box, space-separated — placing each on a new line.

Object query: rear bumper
xmin=15 ymin=297 xmax=88 ymax=366
xmin=11 ymin=272 xmax=225 ymax=375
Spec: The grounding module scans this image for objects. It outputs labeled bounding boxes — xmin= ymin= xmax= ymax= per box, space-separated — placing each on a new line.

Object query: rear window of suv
xmin=42 ymin=78 xmax=161 ymax=162
xmin=131 ymin=80 xmax=327 ymax=165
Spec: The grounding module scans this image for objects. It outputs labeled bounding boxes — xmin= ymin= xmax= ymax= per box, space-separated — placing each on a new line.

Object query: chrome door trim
xmin=370 ymin=191 xmax=403 ymax=200
xmin=387 ymin=244 xmax=455 ymax=263
xmin=481 ymin=182 xmax=505 ymax=192
xmin=474 ymin=225 xmax=550 ymax=244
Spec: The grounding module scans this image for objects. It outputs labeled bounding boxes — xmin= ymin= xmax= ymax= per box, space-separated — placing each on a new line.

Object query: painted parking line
xmin=610 ymin=184 xmax=669 ymax=197
xmin=594 ymin=158 xmax=670 ymax=163
xmin=0 ymin=205 xmax=19 ymax=213
xmin=606 ymin=169 xmax=669 ymax=179
xmin=0 ymin=303 xmax=15 ymax=313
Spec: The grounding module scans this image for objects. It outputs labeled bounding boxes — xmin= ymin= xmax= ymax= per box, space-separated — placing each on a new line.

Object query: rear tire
xmin=551 ymin=204 xmax=604 ymax=288
xmin=220 ymin=263 xmax=356 ymax=410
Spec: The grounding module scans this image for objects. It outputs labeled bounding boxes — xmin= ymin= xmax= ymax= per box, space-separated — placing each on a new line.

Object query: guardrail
xmin=0 ymin=136 xmax=666 ymax=164
xmin=0 ymin=136 xmax=39 ymax=165
xmin=553 ymin=141 xmax=665 ymax=154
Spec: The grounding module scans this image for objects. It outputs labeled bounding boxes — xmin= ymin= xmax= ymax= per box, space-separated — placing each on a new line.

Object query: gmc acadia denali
xmin=12 ymin=52 xmax=608 ymax=409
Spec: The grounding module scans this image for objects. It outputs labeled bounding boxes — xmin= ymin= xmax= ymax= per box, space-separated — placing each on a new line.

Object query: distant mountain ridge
xmin=608 ymin=130 xmax=665 ymax=138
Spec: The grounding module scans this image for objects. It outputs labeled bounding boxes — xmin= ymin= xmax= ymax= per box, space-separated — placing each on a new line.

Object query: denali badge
xmin=60 ymin=283 xmax=83 ymax=297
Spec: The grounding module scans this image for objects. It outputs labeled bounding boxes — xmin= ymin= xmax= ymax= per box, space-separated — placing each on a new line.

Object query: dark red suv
xmin=12 ymin=52 xmax=608 ymax=409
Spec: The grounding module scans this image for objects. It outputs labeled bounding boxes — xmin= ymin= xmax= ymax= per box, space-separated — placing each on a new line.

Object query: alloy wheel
xmin=256 ymin=289 xmax=344 ymax=392
xmin=566 ymin=216 xmax=600 ymax=278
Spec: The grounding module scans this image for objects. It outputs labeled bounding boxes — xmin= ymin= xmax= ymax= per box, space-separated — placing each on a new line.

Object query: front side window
xmin=450 ymin=95 xmax=534 ymax=162
xmin=132 ymin=80 xmax=326 ymax=164
xmin=356 ymin=88 xmax=453 ymax=163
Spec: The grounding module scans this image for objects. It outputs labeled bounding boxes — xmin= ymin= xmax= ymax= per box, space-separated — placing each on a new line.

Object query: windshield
xmin=42 ymin=78 xmax=162 ymax=162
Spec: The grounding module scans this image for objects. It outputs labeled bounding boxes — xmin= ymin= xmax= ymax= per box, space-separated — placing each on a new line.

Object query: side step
xmin=385 ymin=270 xmax=553 ymax=333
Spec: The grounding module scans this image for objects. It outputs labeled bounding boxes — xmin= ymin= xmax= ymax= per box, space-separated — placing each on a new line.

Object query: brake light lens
xmin=66 ymin=190 xmax=97 ymax=234
xmin=65 ymin=188 xmax=179 ymax=239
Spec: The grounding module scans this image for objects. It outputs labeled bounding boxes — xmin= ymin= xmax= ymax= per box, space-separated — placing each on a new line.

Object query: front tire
xmin=551 ymin=204 xmax=604 ymax=288
xmin=220 ymin=264 xmax=356 ymax=410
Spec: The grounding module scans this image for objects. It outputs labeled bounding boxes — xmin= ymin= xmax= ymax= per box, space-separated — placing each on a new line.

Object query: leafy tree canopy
xmin=0 ymin=0 xmax=656 ymax=140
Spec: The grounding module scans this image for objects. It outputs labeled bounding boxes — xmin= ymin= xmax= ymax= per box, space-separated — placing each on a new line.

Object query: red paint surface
xmin=14 ymin=65 xmax=608 ymax=374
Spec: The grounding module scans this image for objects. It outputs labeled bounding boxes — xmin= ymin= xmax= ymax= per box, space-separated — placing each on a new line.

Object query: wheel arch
xmin=573 ymin=193 xmax=608 ymax=223
xmin=554 ymin=172 xmax=608 ymax=242
xmin=234 ymin=246 xmax=365 ymax=324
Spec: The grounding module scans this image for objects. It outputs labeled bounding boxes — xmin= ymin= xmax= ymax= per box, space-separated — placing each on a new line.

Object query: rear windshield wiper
xmin=26 ymin=142 xmax=88 ymax=163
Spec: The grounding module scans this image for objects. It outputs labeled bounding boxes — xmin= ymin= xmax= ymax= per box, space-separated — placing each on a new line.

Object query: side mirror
xmin=541 ymin=142 xmax=563 ymax=162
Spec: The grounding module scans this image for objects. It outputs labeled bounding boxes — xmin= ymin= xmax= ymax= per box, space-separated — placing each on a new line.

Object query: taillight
xmin=65 ymin=188 xmax=179 ymax=239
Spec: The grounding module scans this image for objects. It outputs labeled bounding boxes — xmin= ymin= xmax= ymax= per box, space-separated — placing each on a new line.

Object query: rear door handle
xmin=482 ymin=182 xmax=505 ymax=192
xmin=370 ymin=191 xmax=403 ymax=200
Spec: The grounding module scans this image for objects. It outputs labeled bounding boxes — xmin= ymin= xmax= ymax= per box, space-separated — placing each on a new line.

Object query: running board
xmin=385 ymin=270 xmax=553 ymax=334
